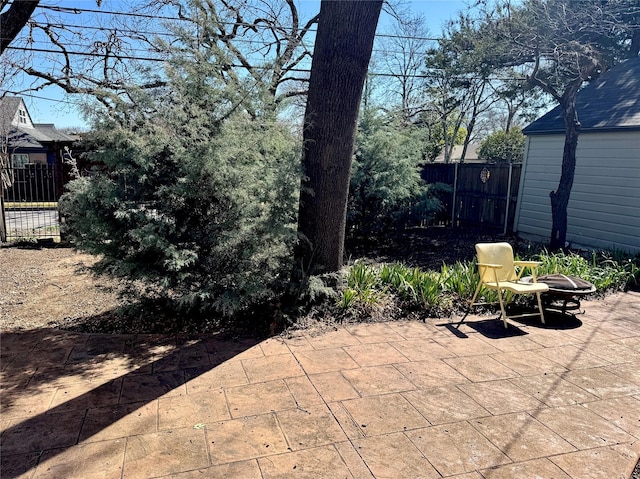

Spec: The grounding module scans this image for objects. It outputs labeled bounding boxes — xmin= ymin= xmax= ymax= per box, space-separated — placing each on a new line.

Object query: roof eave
xmin=524 ymin=125 xmax=640 ymax=136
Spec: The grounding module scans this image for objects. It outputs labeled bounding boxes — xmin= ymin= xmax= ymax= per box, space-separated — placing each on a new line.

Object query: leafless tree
xmin=376 ymin=11 xmax=431 ymax=123
xmin=3 ymin=0 xmax=318 ymax=110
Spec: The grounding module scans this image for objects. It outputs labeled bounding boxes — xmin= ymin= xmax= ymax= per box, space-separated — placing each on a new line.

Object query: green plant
xmin=379 ymin=263 xmax=416 ymax=298
xmin=534 ymin=249 xmax=635 ymax=293
xmin=413 ymin=270 xmax=445 ymax=307
xmin=336 ymin=245 xmax=639 ymax=320
xmin=347 ymin=261 xmax=378 ymax=292
xmin=60 ymin=46 xmax=300 ymax=326
xmin=337 ymin=288 xmax=359 ymax=310
xmin=347 ymin=109 xmax=447 ymax=235
xmin=478 ymin=128 xmax=526 ymax=163
xmin=379 ymin=263 xmax=447 ymax=308
xmin=441 ymin=260 xmax=479 ymax=299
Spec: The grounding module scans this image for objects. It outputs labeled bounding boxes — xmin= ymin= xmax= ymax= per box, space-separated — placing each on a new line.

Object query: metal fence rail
xmin=1 ymin=164 xmax=61 ymax=241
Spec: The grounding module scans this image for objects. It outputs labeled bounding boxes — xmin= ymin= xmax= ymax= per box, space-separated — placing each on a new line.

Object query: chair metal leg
xmin=536 ymin=292 xmax=546 ymax=324
xmin=496 ymin=288 xmax=509 ymax=328
xmin=454 ymin=283 xmax=482 ymax=329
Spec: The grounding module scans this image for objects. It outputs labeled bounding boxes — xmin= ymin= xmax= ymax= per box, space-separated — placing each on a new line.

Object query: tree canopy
xmin=478 ymin=128 xmax=525 ymax=163
xmin=60 ymin=26 xmax=300 ymax=324
xmin=442 ymin=0 xmax=639 ymax=248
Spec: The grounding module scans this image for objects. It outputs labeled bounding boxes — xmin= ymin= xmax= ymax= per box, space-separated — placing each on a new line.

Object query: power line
xmin=6 ymin=44 xmax=528 ymax=82
xmin=36 ymin=4 xmax=188 ymax=21
xmin=11 ymin=38 xmax=172 ymax=56
xmin=23 ymin=22 xmax=312 ymax=49
xmin=6 ymin=45 xmax=168 ymax=62
xmin=31 ymin=22 xmax=178 ymax=38
xmin=3 ymin=91 xmax=77 ymax=104
xmin=11 ymin=32 xmax=426 ymax=58
xmin=33 ymin=3 xmax=443 ymax=42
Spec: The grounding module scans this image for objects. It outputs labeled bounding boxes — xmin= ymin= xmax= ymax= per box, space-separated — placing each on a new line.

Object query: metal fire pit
xmin=522 ymin=275 xmax=596 ymax=315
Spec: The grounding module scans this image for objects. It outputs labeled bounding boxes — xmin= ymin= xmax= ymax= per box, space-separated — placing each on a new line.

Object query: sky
xmin=2 ymin=0 xmax=468 ymax=129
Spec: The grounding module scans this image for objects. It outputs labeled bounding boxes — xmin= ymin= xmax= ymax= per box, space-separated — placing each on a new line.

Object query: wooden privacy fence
xmin=421 ymin=163 xmax=522 ymax=233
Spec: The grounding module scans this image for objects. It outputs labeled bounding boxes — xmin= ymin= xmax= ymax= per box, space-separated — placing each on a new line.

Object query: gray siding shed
xmin=514 ymin=58 xmax=640 ymax=253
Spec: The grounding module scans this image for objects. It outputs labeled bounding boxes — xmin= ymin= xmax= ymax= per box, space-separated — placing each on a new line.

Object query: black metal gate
xmin=1 ymin=164 xmax=61 ymax=242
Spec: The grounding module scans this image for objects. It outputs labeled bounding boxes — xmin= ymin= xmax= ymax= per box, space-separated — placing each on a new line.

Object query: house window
xmin=18 ymin=109 xmax=27 ymax=123
xmin=11 ymin=154 xmax=30 ymax=168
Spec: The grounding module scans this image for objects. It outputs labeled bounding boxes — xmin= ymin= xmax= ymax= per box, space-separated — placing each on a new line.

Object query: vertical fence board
xmin=421 ymin=163 xmax=522 ymax=232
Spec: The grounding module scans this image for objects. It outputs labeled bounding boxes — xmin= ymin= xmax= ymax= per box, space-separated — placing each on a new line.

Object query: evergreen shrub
xmin=60 ymin=56 xmax=300 ymax=327
xmin=348 ymin=111 xmax=449 ymax=237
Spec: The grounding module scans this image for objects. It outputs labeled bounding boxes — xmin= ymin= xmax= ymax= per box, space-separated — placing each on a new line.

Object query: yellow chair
xmin=458 ymin=242 xmax=549 ymax=329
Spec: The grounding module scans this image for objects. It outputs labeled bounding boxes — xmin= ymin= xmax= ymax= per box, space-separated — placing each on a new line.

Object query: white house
xmin=514 ymin=57 xmax=640 ymax=253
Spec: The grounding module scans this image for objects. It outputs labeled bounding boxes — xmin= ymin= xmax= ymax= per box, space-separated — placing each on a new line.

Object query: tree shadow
xmin=0 ymin=323 xmax=261 ymax=478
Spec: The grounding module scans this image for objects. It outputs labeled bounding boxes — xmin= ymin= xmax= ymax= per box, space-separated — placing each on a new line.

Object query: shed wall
xmin=514 ymin=131 xmax=640 ymax=252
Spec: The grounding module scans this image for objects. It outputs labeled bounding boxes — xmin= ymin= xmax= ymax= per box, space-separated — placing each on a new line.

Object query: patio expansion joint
xmin=283 ymin=333 xmax=377 ymax=478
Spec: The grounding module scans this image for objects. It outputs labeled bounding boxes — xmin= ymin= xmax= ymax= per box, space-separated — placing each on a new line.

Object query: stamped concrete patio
xmin=1 ymin=291 xmax=639 ymax=479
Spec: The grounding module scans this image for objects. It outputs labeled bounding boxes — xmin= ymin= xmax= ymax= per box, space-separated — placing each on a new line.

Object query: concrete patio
xmin=1 ymin=291 xmax=639 ymax=479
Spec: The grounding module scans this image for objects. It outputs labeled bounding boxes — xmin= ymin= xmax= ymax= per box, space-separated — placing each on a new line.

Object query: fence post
xmin=0 ymin=196 xmax=6 ymax=242
xmin=503 ymin=163 xmax=513 ymax=235
xmin=451 ymin=162 xmax=458 ymax=226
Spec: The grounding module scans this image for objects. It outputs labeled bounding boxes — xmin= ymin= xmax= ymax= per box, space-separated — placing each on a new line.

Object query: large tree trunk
xmin=296 ymin=0 xmax=383 ymax=274
xmin=0 ymin=0 xmax=39 ymax=55
xmin=549 ymin=90 xmax=581 ymax=250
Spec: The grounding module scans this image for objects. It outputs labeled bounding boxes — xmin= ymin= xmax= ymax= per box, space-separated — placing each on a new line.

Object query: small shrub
xmin=337 ymin=288 xmax=359 ymax=310
xmin=347 ymin=262 xmax=378 ymax=292
xmin=413 ymin=270 xmax=445 ymax=308
xmin=336 ymin=262 xmax=382 ymax=309
xmin=441 ymin=260 xmax=479 ymax=299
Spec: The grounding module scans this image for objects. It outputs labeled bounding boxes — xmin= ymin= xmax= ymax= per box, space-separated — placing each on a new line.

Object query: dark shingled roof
xmin=0 ymin=96 xmax=23 ymax=131
xmin=1 ymin=96 xmax=74 ymax=149
xmin=523 ymin=57 xmax=640 ymax=135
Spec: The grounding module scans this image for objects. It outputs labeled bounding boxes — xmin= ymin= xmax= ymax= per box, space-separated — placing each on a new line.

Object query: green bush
xmin=60 ymin=54 xmax=300 ymax=325
xmin=348 ymin=111 xmax=448 ymax=235
xmin=478 ymin=128 xmax=526 ymax=163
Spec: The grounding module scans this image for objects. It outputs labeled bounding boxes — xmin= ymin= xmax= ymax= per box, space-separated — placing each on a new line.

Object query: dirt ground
xmin=0 ymin=246 xmax=124 ymax=331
